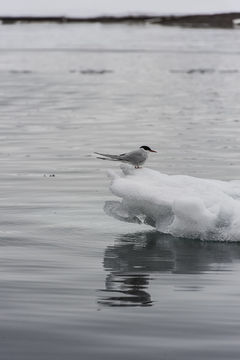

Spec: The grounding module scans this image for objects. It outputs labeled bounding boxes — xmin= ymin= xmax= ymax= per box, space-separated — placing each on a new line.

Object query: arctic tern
xmin=95 ymin=145 xmax=157 ymax=168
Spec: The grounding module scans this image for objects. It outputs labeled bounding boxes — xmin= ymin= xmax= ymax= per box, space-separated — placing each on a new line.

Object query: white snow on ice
xmin=104 ymin=164 xmax=240 ymax=241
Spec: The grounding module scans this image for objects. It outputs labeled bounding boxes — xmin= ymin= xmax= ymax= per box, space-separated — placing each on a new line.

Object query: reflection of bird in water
xmin=99 ymin=273 xmax=152 ymax=307
xmin=98 ymin=232 xmax=174 ymax=307
xmin=98 ymin=231 xmax=240 ymax=307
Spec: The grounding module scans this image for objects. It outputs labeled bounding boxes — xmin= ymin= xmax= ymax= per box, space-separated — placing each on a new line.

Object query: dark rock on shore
xmin=151 ymin=13 xmax=240 ymax=28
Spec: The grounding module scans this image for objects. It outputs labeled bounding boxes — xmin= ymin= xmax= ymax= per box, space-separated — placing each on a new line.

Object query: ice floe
xmin=104 ymin=165 xmax=240 ymax=241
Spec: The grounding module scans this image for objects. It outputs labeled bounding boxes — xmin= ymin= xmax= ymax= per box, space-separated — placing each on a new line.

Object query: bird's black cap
xmin=140 ymin=146 xmax=157 ymax=152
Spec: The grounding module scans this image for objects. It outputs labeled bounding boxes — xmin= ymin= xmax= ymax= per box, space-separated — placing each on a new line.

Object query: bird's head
xmin=140 ymin=145 xmax=157 ymax=153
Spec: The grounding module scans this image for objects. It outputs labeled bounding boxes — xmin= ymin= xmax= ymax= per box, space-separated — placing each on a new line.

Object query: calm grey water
xmin=1 ymin=23 xmax=240 ymax=359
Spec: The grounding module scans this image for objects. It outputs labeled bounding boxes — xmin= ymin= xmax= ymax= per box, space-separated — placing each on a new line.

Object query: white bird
xmin=95 ymin=145 xmax=157 ymax=168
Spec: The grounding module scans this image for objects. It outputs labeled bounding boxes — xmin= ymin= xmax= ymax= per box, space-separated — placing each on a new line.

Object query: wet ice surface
xmin=1 ymin=23 xmax=240 ymax=359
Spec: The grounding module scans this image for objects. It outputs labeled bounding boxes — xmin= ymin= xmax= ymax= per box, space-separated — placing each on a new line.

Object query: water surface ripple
xmin=0 ymin=23 xmax=240 ymax=360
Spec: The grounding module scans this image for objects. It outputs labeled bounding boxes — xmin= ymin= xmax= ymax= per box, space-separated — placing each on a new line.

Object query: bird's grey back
xmin=119 ymin=149 xmax=148 ymax=166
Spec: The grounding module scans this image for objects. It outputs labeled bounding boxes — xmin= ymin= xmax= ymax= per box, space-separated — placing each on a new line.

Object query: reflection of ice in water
xmin=98 ymin=231 xmax=240 ymax=307
xmin=105 ymin=165 xmax=240 ymax=241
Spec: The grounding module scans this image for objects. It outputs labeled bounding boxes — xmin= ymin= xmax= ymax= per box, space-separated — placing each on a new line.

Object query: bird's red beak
xmin=150 ymin=149 xmax=157 ymax=152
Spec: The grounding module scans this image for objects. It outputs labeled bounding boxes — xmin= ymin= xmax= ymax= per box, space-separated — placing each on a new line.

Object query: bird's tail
xmin=94 ymin=152 xmax=120 ymax=161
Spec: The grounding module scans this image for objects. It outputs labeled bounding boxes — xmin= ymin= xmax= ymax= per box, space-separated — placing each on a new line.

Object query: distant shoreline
xmin=0 ymin=13 xmax=240 ymax=28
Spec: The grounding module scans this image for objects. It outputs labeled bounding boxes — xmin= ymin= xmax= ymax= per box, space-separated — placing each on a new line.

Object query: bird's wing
xmin=94 ymin=152 xmax=120 ymax=160
xmin=119 ymin=149 xmax=141 ymax=162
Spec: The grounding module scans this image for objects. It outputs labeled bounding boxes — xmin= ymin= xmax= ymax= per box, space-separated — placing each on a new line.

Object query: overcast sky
xmin=1 ymin=0 xmax=240 ymax=16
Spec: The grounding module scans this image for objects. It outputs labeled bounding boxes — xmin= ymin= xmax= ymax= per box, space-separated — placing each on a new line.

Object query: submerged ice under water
xmin=105 ymin=164 xmax=240 ymax=241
